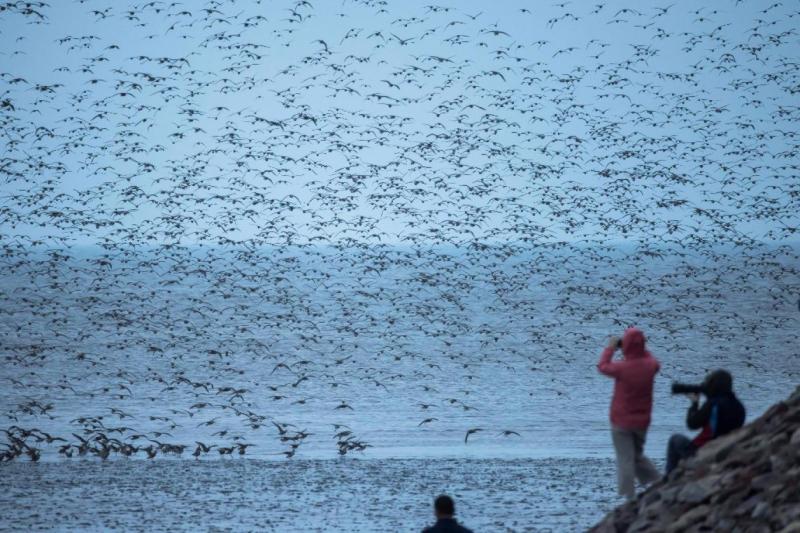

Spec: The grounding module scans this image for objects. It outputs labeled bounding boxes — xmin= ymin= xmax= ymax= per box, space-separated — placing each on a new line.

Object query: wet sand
xmin=1 ymin=457 xmax=625 ymax=531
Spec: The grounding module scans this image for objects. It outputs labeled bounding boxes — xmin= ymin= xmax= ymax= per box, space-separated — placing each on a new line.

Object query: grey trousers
xmin=611 ymin=426 xmax=661 ymax=500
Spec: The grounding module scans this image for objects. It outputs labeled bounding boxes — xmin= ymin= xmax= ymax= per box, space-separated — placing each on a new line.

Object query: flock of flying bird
xmin=1 ymin=0 xmax=799 ymax=463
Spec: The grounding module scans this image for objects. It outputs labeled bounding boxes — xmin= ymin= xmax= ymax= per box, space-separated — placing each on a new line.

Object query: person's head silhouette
xmin=424 ymin=495 xmax=473 ymax=533
xmin=434 ymin=495 xmax=455 ymax=519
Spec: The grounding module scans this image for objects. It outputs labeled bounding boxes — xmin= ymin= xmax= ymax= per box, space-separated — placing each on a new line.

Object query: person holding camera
xmin=597 ymin=327 xmax=661 ymax=500
xmin=666 ymin=369 xmax=745 ymax=474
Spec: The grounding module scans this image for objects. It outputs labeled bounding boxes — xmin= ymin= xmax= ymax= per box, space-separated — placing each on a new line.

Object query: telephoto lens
xmin=671 ymin=382 xmax=705 ymax=395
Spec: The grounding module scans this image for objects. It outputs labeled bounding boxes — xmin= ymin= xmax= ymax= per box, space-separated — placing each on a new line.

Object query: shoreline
xmin=2 ymin=456 xmax=620 ymax=531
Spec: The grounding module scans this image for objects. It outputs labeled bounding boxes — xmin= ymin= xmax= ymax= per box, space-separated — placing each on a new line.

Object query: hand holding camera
xmin=607 ymin=336 xmax=622 ymax=350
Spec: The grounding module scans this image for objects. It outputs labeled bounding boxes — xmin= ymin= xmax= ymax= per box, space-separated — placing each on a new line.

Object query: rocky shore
xmin=591 ymin=386 xmax=800 ymax=532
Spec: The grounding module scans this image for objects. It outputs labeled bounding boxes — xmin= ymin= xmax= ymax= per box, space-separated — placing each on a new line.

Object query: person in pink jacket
xmin=597 ymin=327 xmax=661 ymax=500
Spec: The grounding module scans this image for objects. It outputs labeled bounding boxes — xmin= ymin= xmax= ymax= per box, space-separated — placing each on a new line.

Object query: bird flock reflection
xmin=1 ymin=0 xmax=799 ymax=462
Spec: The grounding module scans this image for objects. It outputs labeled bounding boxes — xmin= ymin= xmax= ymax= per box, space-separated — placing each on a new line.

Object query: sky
xmin=1 ymin=0 xmax=799 ymax=247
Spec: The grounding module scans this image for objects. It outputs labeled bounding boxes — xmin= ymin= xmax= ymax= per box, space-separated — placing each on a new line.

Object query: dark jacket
xmin=688 ymin=370 xmax=745 ymax=447
xmin=422 ymin=517 xmax=474 ymax=533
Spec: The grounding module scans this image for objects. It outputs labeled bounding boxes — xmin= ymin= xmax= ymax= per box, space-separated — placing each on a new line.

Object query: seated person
xmin=666 ymin=369 xmax=745 ymax=473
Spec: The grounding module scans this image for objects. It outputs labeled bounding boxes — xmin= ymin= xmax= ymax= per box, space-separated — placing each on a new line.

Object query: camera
xmin=671 ymin=382 xmax=705 ymax=395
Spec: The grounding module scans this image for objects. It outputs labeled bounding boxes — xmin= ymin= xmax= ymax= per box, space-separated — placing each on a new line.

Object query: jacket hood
xmin=704 ymin=369 xmax=733 ymax=396
xmin=621 ymin=327 xmax=647 ymax=359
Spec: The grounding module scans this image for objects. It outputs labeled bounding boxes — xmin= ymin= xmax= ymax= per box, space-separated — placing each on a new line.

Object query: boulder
xmin=591 ymin=386 xmax=800 ymax=532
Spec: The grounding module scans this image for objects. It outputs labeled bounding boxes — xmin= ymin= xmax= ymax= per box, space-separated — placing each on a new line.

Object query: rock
xmin=770 ymin=432 xmax=789 ymax=447
xmin=775 ymin=501 xmax=800 ymax=524
xmin=716 ymin=517 xmax=736 ymax=530
xmin=751 ymin=472 xmax=779 ymax=491
xmin=638 ymin=490 xmax=661 ymax=509
xmin=657 ymin=485 xmax=680 ymax=504
xmin=771 ymin=452 xmax=791 ymax=473
xmin=677 ymin=476 xmax=718 ymax=504
xmin=591 ymin=388 xmax=800 ymax=532
xmin=590 ymin=520 xmax=615 ymax=533
xmin=666 ymin=504 xmax=709 ymax=533
xmin=694 ymin=428 xmax=745 ymax=463
xmin=752 ymin=501 xmax=771 ymax=520
xmin=791 ymin=428 xmax=800 ymax=446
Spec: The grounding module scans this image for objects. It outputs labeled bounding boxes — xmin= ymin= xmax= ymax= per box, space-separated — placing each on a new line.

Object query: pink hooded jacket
xmin=597 ymin=327 xmax=660 ymax=430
